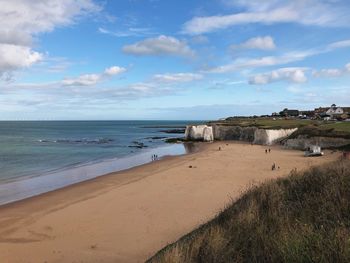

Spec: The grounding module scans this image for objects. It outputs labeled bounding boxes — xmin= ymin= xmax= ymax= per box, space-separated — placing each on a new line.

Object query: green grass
xmin=321 ymin=122 xmax=350 ymax=133
xmin=147 ymin=159 xmax=350 ymax=263
xmin=210 ymin=118 xmax=318 ymax=129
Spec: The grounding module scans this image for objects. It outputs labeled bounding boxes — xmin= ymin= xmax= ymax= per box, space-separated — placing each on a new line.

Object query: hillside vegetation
xmin=209 ymin=118 xmax=350 ymax=133
xmin=147 ymin=159 xmax=350 ymax=263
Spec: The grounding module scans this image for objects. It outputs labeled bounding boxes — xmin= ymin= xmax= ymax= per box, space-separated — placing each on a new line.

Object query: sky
xmin=0 ymin=0 xmax=350 ymax=120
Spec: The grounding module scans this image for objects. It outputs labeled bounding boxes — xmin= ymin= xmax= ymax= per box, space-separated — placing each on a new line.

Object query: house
xmin=299 ymin=110 xmax=315 ymax=118
xmin=326 ymin=104 xmax=344 ymax=118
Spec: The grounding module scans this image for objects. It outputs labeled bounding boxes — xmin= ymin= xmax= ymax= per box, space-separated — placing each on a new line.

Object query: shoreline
xmin=0 ymin=142 xmax=341 ymax=262
xmin=0 ymin=142 xmax=197 ymax=206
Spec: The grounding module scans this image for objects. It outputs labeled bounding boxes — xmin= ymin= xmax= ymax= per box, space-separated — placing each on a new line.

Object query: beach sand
xmin=0 ymin=142 xmax=341 ymax=263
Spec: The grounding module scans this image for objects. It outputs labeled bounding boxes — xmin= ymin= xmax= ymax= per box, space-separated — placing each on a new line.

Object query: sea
xmin=0 ymin=120 xmax=202 ymax=205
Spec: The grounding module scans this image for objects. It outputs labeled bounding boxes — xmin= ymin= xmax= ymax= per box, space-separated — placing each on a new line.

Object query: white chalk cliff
xmin=185 ymin=125 xmax=297 ymax=145
xmin=184 ymin=125 xmax=214 ymax=142
xmin=253 ymin=128 xmax=298 ymax=145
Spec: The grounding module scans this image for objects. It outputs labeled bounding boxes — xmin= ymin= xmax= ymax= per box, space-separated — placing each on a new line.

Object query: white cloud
xmin=312 ymin=69 xmax=343 ymax=78
xmin=122 ymin=35 xmax=195 ymax=57
xmin=204 ymin=38 xmax=350 ymax=74
xmin=312 ymin=62 xmax=350 ymax=78
xmin=62 ymin=74 xmax=101 ymax=86
xmin=183 ymin=0 xmax=350 ymax=34
xmin=0 ymin=44 xmax=43 ymax=73
xmin=249 ymin=68 xmax=308 ymax=85
xmin=152 ymin=73 xmax=203 ymax=83
xmin=231 ymin=36 xmax=276 ymax=50
xmin=0 ymin=0 xmax=100 ymax=77
xmin=62 ymin=66 xmax=126 ymax=86
xmin=203 ymin=51 xmax=314 ymax=73
xmin=104 ymin=66 xmax=127 ymax=76
xmin=328 ymin=39 xmax=350 ymax=49
xmin=346 ymin=63 xmax=350 ymax=72
xmin=0 ymin=0 xmax=100 ymax=42
xmin=98 ymin=27 xmax=156 ymax=37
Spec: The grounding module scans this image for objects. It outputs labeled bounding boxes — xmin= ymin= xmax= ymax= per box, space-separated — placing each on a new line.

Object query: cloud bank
xmin=0 ymin=0 xmax=100 ymax=78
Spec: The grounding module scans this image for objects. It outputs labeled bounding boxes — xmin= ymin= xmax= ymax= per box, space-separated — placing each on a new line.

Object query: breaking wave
xmin=38 ymin=138 xmax=114 ymax=144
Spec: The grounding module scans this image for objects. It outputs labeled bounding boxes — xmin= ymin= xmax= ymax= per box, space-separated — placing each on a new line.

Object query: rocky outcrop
xmin=283 ymin=136 xmax=350 ymax=150
xmin=253 ymin=128 xmax=298 ymax=145
xmin=184 ymin=125 xmax=214 ymax=142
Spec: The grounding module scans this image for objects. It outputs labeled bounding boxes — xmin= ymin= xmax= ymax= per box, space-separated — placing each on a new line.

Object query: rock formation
xmin=185 ymin=125 xmax=297 ymax=145
xmin=253 ymin=128 xmax=298 ymax=145
xmin=283 ymin=136 xmax=350 ymax=149
xmin=184 ymin=125 xmax=214 ymax=142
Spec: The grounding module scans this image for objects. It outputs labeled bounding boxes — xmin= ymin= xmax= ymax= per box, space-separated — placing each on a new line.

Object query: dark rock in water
xmin=145 ymin=136 xmax=167 ymax=140
xmin=141 ymin=126 xmax=186 ymax=129
xmin=165 ymin=137 xmax=185 ymax=143
xmin=159 ymin=129 xmax=185 ymax=134
xmin=40 ymin=138 xmax=114 ymax=144
xmin=129 ymin=141 xmax=148 ymax=148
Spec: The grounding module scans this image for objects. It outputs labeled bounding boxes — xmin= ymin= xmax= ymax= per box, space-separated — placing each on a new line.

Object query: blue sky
xmin=0 ymin=0 xmax=350 ymax=120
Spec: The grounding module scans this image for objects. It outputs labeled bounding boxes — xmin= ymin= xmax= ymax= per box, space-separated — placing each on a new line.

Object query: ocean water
xmin=0 ymin=121 xmax=201 ymax=204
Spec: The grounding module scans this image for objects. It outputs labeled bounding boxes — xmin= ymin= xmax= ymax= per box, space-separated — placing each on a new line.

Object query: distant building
xmin=314 ymin=107 xmax=328 ymax=116
xmin=326 ymin=104 xmax=344 ymax=117
xmin=343 ymin=107 xmax=350 ymax=114
xmin=299 ymin=110 xmax=315 ymax=118
xmin=279 ymin=108 xmax=299 ymax=117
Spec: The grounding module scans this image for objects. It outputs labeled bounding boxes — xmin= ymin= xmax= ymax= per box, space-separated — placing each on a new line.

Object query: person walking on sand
xmin=265 ymin=149 xmax=268 ymax=154
xmin=269 ymin=148 xmax=271 ymax=153
xmin=272 ymin=163 xmax=276 ymax=171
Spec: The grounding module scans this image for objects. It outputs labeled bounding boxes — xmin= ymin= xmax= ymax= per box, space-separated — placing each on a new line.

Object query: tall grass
xmin=147 ymin=159 xmax=350 ymax=263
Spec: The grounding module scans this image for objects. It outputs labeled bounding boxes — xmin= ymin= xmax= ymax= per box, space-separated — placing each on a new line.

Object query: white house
xmin=326 ymin=104 xmax=344 ymax=118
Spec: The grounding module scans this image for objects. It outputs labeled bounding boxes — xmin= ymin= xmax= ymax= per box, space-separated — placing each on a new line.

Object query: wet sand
xmin=0 ymin=142 xmax=340 ymax=262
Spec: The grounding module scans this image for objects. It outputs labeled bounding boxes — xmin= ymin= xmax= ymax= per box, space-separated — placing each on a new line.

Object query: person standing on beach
xmin=272 ymin=163 xmax=276 ymax=171
xmin=269 ymin=148 xmax=271 ymax=153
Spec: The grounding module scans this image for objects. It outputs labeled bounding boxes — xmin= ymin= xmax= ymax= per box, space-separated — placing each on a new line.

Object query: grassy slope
xmin=147 ymin=159 xmax=350 ymax=263
xmin=322 ymin=122 xmax=350 ymax=133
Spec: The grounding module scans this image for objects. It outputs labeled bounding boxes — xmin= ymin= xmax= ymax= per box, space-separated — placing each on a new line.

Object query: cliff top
xmin=208 ymin=118 xmax=350 ymax=133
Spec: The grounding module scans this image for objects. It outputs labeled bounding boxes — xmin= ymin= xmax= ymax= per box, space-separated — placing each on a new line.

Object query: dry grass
xmin=147 ymin=159 xmax=350 ymax=263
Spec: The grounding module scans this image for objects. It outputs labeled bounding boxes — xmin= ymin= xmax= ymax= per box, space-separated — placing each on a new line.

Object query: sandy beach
xmin=0 ymin=142 xmax=341 ymax=263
